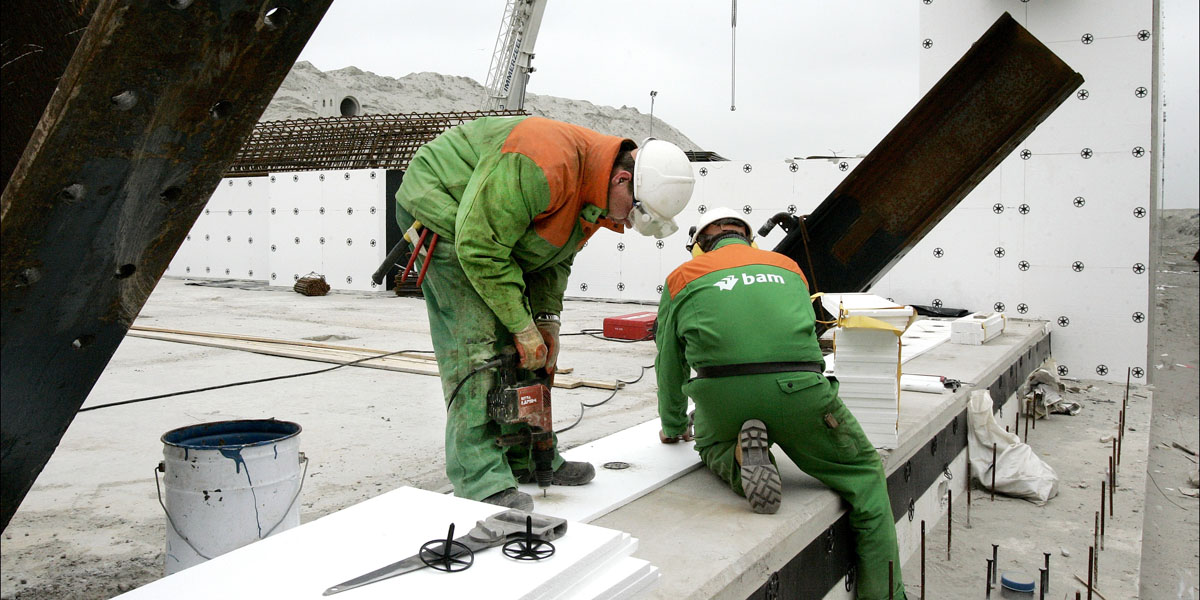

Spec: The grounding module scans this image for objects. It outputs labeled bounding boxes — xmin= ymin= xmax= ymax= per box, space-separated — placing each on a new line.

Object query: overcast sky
xmin=298 ymin=1 xmax=1197 ymax=208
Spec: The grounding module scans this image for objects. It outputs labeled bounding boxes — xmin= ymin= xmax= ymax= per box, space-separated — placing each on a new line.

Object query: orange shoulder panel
xmin=666 ymin=244 xmax=808 ymax=298
xmin=501 ymin=117 xmax=623 ymax=247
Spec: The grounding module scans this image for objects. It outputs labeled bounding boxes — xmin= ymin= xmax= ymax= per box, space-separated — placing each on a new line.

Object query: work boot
xmin=481 ymin=488 xmax=534 ymax=512
xmin=514 ymin=461 xmax=596 ymax=486
xmin=737 ymin=419 xmax=781 ymax=514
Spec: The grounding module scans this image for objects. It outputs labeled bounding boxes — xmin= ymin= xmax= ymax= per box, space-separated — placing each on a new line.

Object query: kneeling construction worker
xmin=395 ymin=116 xmax=695 ymax=511
xmin=654 ymin=207 xmax=905 ymax=600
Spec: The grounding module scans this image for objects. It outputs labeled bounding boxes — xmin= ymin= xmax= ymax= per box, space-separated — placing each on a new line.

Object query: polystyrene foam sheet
xmin=114 ymin=487 xmax=636 ymax=600
xmin=517 ymin=420 xmax=703 ymax=523
xmin=558 ymin=556 xmax=657 ymax=600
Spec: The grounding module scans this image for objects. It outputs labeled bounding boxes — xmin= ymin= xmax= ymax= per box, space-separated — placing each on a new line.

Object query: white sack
xmin=967 ymin=390 xmax=1059 ymax=505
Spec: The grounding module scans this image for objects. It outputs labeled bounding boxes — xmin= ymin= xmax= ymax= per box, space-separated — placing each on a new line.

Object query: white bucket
xmin=158 ymin=419 xmax=306 ymax=575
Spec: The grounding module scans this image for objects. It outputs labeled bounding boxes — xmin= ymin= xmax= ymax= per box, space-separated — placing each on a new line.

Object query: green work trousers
xmin=397 ymin=207 xmax=564 ymax=501
xmin=684 ymin=371 xmax=905 ymax=600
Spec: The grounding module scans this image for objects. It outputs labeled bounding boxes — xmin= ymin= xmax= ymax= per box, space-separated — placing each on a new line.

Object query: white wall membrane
xmin=566 ymin=3 xmax=1154 ymax=383
xmin=564 ymin=158 xmax=860 ymax=303
xmin=167 ymin=176 xmax=270 ymax=281
xmin=869 ymin=0 xmax=1154 ymax=383
xmin=169 ymin=170 xmax=388 ymax=293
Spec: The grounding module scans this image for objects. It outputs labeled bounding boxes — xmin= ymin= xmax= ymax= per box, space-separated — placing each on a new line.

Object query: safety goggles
xmin=628 ymin=199 xmax=678 ymax=239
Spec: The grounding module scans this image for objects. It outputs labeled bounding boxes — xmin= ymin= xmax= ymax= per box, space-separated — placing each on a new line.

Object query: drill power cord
xmin=561 ymin=328 xmax=655 ymax=343
xmin=78 ymin=348 xmax=434 ymax=413
xmin=557 ymin=364 xmax=654 ymax=434
xmin=445 ymin=356 xmax=506 ymax=410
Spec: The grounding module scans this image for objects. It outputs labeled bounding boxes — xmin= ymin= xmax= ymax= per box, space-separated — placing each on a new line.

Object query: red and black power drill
xmin=485 ymin=348 xmax=555 ymax=491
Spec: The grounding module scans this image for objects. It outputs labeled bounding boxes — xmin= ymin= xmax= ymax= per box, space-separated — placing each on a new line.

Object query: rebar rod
xmin=225 ymin=111 xmax=526 ymax=176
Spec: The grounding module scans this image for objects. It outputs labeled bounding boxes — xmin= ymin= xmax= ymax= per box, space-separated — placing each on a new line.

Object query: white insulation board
xmin=518 ymin=419 xmax=703 ymax=523
xmin=874 ymin=0 xmax=1155 ymax=383
xmin=113 ymin=487 xmax=646 ymax=600
xmin=168 ymin=169 xmax=388 ymax=292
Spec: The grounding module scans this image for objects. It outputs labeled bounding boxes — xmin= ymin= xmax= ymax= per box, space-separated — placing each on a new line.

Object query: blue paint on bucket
xmin=161 ymin=419 xmax=300 ymax=450
xmin=162 ymin=420 xmax=301 ymax=538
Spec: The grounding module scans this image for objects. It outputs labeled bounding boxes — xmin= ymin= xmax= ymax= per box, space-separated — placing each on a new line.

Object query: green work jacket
xmin=396 ymin=116 xmax=629 ymax=333
xmin=655 ymin=238 xmax=824 ymax=437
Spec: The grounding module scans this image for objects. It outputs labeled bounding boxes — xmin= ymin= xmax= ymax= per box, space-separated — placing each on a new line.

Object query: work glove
xmin=513 ymin=321 xmax=548 ymax=370
xmin=535 ymin=315 xmax=561 ymax=374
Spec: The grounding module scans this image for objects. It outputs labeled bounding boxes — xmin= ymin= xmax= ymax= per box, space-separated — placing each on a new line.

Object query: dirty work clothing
xmin=397 ymin=205 xmax=563 ymax=502
xmin=655 ymin=237 xmax=904 ymax=600
xmin=394 ymin=117 xmax=628 ymax=502
xmin=396 ymin=116 xmax=628 ymax=336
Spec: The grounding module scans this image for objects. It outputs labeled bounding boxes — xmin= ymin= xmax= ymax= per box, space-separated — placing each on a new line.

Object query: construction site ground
xmin=1 ymin=210 xmax=1196 ymax=600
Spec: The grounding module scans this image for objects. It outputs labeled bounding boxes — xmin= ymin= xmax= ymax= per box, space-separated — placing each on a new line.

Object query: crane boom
xmin=482 ymin=0 xmax=548 ymax=111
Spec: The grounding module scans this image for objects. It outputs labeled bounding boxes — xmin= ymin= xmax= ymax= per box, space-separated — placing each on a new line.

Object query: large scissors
xmin=323 ymin=509 xmax=568 ymax=595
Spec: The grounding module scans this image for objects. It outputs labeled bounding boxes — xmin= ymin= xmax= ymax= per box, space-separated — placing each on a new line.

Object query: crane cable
xmin=730 ymin=0 xmax=737 ymax=111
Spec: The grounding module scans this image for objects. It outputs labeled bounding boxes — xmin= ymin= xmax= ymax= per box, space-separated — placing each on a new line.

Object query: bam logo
xmin=712 ymin=272 xmax=786 ymax=291
xmin=713 ymin=275 xmax=738 ymax=291
xmin=742 ymin=273 xmax=785 ymax=285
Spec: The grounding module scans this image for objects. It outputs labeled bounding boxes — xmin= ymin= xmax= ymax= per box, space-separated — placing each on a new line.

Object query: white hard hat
xmin=629 ymin=139 xmax=695 ymax=239
xmin=688 ymin=206 xmax=754 ymax=249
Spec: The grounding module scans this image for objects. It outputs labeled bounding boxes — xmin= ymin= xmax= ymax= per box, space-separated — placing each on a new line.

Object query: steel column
xmin=1 ymin=0 xmax=333 ymax=530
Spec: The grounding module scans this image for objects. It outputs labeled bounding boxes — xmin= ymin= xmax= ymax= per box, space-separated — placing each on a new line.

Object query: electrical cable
xmin=561 ymin=328 xmax=655 ymax=343
xmin=78 ymin=348 xmax=434 ymax=413
xmin=557 ymin=364 xmax=654 ymax=433
xmin=1146 ymin=470 xmax=1192 ymax=510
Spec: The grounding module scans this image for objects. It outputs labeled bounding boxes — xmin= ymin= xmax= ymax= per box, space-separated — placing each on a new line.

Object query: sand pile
xmin=261 ymin=61 xmax=704 ymax=153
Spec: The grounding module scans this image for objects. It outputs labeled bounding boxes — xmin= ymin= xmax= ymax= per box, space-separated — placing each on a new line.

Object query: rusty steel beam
xmin=0 ymin=0 xmax=333 ymax=531
xmin=0 ymin=1 xmax=96 ymax=187
xmin=774 ymin=13 xmax=1083 ymax=296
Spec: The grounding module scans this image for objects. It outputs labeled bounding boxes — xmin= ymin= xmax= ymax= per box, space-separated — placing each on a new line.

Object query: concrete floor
xmin=902 ymin=377 xmax=1153 ymax=599
xmin=1139 ymin=211 xmax=1200 ymax=600
xmin=0 ymin=279 xmax=664 ymax=599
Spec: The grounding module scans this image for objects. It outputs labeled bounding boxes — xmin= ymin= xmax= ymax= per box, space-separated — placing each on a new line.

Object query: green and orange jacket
xmin=396 ymin=116 xmax=630 ymax=334
xmin=655 ymin=238 xmax=824 ymax=437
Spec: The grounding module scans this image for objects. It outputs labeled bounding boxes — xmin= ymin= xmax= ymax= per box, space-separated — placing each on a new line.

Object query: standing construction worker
xmin=655 ymin=208 xmax=905 ymax=600
xmin=396 ymin=116 xmax=695 ymax=511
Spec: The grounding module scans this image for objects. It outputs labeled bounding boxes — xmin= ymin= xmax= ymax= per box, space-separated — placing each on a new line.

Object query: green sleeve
xmin=454 ymin=153 xmax=552 ymax=333
xmin=655 ymin=286 xmax=690 ymax=437
xmin=526 ymin=252 xmax=574 ymax=317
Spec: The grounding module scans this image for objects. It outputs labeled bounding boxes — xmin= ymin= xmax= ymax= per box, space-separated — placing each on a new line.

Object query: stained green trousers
xmin=397 ymin=207 xmax=563 ymax=501
xmin=685 ymin=371 xmax=905 ymax=600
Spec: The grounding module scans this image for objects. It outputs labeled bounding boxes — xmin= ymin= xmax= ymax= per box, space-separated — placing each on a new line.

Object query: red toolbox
xmin=602 ymin=311 xmax=657 ymax=341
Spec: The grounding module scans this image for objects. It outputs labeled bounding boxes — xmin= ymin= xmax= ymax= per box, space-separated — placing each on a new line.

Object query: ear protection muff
xmin=688 ymin=230 xmax=758 ymax=257
xmin=685 ymin=225 xmax=699 ymax=255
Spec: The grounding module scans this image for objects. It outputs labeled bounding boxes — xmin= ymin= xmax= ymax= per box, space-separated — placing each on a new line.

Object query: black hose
xmin=757 ymin=212 xmax=801 ymax=237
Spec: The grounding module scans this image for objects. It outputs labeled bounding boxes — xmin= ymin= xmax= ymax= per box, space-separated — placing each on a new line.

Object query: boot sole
xmin=739 ymin=420 xmax=781 ymax=514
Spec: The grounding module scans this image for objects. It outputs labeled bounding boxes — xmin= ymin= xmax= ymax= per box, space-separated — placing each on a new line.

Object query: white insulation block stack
xmin=950 ymin=311 xmax=1006 ymax=345
xmin=825 ymin=295 xmax=916 ymax=449
xmin=834 ymin=328 xmax=902 ymax=449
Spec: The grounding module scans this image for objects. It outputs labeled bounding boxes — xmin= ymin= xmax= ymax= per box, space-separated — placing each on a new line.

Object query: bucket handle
xmin=155 ymin=452 xmax=309 ymax=560
xmin=264 ymin=452 xmax=309 ymax=538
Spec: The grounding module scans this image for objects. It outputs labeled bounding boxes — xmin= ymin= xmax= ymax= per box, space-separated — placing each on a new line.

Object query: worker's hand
xmin=659 ymin=429 xmax=693 ymax=444
xmin=535 ymin=317 xmax=561 ymax=374
xmin=513 ymin=322 xmax=548 ymax=370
